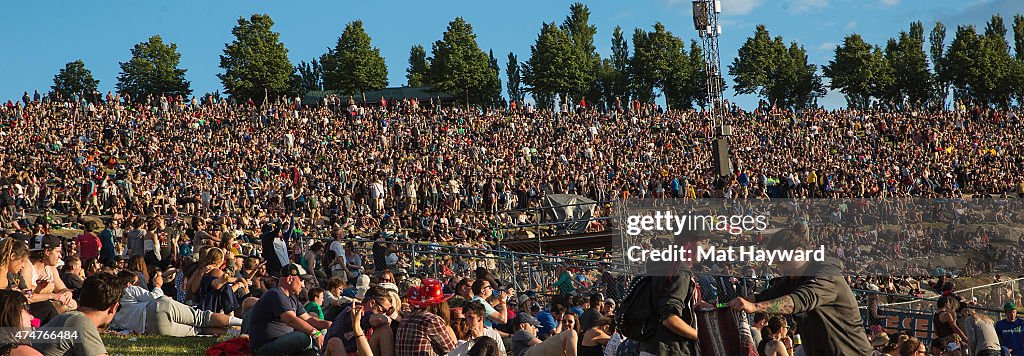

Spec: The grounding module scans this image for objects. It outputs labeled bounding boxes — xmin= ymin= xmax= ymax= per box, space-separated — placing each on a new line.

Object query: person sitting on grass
xmin=35 ymin=272 xmax=122 ymax=356
xmin=58 ymin=256 xmax=84 ymax=299
xmin=111 ymin=270 xmax=242 ymax=337
xmin=23 ymin=234 xmax=77 ymax=326
xmin=248 ymin=263 xmax=332 ymax=356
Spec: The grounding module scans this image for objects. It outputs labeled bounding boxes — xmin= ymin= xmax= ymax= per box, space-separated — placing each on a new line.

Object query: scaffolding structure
xmin=692 ymin=0 xmax=725 ymax=125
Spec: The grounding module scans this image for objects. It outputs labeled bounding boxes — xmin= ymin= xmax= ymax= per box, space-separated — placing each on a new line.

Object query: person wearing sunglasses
xmin=757 ymin=316 xmax=791 ymax=356
xmin=378 ymin=270 xmax=396 ymax=284
xmin=556 ymin=313 xmax=580 ymax=334
xmin=248 ymin=264 xmax=333 ymax=356
xmin=324 ymin=285 xmax=395 ymax=356
xmin=510 ymin=309 xmax=578 ymax=356
xmin=470 ymin=279 xmax=507 ymax=328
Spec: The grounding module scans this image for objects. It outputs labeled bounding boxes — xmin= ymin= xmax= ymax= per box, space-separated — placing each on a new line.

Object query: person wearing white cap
xmin=354 ymin=274 xmax=371 ymax=299
xmin=603 ymin=298 xmax=616 ymax=316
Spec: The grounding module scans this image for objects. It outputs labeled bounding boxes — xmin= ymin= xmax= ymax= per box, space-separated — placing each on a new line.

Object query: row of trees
xmin=824 ymin=15 xmax=1024 ymax=109
xmin=47 ymin=8 xmax=1024 ymax=109
xmin=248 ymin=15 xmax=505 ymax=105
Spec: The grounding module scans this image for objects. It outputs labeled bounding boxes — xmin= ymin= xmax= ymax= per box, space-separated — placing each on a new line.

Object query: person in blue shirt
xmin=996 ymin=302 xmax=1024 ymax=356
xmin=535 ymin=305 xmax=560 ymax=339
xmin=470 ymin=279 xmax=508 ymax=328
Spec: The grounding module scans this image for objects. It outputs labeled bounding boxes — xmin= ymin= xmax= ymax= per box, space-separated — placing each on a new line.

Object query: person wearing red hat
xmin=395 ymin=279 xmax=458 ymax=356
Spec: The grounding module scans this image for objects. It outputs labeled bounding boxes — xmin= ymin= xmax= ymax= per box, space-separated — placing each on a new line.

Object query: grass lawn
xmin=101 ymin=334 xmax=225 ymax=356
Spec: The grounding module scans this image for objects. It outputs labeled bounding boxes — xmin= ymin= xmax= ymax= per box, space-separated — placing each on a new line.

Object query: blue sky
xmin=0 ymin=0 xmax=1018 ymax=109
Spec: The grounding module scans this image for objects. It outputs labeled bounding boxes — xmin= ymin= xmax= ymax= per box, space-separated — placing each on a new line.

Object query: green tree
xmin=561 ymin=3 xmax=600 ymax=103
xmin=593 ymin=57 xmax=616 ymax=110
xmin=506 ymin=52 xmax=523 ymax=103
xmin=487 ymin=49 xmax=503 ymax=106
xmin=661 ymin=43 xmax=693 ymax=110
xmin=689 ymin=40 xmax=710 ymax=109
xmin=870 ymin=45 xmax=894 ymax=104
xmin=983 ymin=15 xmax=1017 ymax=108
xmin=986 ymin=14 xmax=1007 ymax=40
xmin=629 ymin=27 xmax=657 ymax=103
xmin=610 ymin=26 xmax=631 ymax=105
xmin=116 ymin=35 xmax=191 ymax=100
xmin=628 ymin=23 xmax=693 ymax=109
xmin=406 ymin=45 xmax=429 ymax=87
xmin=202 ymin=91 xmax=221 ymax=102
xmin=824 ymin=34 xmax=880 ymax=109
xmin=883 ymin=22 xmax=932 ymax=109
xmin=947 ymin=23 xmax=1016 ymax=108
xmin=946 ymin=26 xmax=981 ymax=103
xmin=534 ymin=92 xmax=556 ymax=110
xmin=1014 ymin=15 xmax=1024 ymax=60
xmin=218 ymin=14 xmax=294 ymax=103
xmin=291 ymin=59 xmax=322 ymax=95
xmin=523 ymin=22 xmax=574 ymax=109
xmin=427 ymin=17 xmax=501 ymax=105
xmin=785 ymin=43 xmax=827 ymax=110
xmin=322 ymin=20 xmax=388 ymax=101
xmin=1013 ymin=15 xmax=1024 ymax=106
xmin=930 ymin=22 xmax=948 ymax=108
xmin=728 ymin=24 xmax=824 ymax=109
xmin=876 ymin=38 xmax=902 ymax=105
xmin=52 ymin=60 xmax=99 ymax=98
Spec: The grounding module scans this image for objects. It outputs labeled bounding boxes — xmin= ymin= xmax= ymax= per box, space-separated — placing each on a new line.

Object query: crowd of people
xmin=0 ymin=91 xmax=1022 ymax=356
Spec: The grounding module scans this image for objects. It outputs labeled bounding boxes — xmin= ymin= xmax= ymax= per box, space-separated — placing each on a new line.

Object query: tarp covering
xmin=540 ymin=194 xmax=596 ymax=233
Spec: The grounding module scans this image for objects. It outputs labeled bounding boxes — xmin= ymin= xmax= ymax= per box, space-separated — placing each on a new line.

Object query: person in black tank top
xmin=931 ymin=295 xmax=969 ymax=355
xmin=579 ymin=315 xmax=613 ymax=356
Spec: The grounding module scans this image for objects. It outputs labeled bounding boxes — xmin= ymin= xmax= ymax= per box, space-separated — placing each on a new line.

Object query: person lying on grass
xmin=110 ymin=270 xmax=242 ymax=336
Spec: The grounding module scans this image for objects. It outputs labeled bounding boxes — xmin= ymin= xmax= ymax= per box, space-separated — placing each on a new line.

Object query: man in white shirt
xmin=371 ymin=179 xmax=385 ymax=214
xmin=328 ymin=228 xmax=348 ymax=269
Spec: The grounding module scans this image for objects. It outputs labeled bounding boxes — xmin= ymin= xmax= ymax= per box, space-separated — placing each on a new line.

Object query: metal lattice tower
xmin=692 ymin=0 xmax=724 ymax=125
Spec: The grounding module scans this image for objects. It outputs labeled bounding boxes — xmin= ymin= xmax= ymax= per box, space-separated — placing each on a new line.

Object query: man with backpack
xmin=616 ymin=259 xmax=699 ymax=356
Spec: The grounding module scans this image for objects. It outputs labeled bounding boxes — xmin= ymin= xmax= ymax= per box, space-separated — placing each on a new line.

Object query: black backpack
xmin=616 ymin=270 xmax=698 ymax=342
xmin=615 ymin=275 xmax=667 ymax=341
